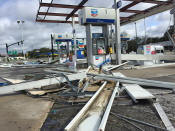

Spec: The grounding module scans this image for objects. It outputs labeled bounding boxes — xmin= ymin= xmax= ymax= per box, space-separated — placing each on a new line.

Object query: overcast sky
xmin=0 ymin=0 xmax=173 ymax=54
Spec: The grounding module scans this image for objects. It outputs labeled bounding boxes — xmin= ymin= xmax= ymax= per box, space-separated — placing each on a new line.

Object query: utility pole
xmin=144 ymin=18 xmax=147 ymax=45
xmin=17 ymin=20 xmax=25 ymax=59
xmin=6 ymin=44 xmax=8 ymax=56
xmin=135 ymin=22 xmax=138 ymax=40
xmin=114 ymin=0 xmax=122 ymax=65
xmin=6 ymin=44 xmax=9 ymax=62
xmin=51 ymin=34 xmax=54 ymax=60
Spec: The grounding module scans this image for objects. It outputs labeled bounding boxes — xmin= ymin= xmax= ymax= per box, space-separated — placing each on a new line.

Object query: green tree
xmin=126 ymin=26 xmax=174 ymax=53
xmin=27 ymin=48 xmax=57 ymax=58
xmin=126 ymin=37 xmax=140 ymax=53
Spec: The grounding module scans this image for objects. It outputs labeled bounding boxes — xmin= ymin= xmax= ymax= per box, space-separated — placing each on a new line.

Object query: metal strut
xmin=54 ymin=73 xmax=78 ymax=92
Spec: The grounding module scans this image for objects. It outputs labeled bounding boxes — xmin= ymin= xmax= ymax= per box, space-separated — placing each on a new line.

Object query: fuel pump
xmin=92 ymin=33 xmax=106 ymax=55
xmin=53 ymin=34 xmax=72 ymax=63
xmin=53 ymin=34 xmax=85 ymax=63
xmin=79 ymin=7 xmax=116 ymax=66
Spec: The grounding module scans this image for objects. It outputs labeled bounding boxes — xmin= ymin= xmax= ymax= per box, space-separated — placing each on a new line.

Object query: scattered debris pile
xmin=0 ymin=63 xmax=175 ymax=131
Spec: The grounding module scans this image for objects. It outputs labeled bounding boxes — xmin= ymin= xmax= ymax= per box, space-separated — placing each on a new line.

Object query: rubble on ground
xmin=0 ymin=62 xmax=175 ymax=131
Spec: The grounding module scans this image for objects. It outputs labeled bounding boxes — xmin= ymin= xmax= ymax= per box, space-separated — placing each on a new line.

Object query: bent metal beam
xmin=38 ymin=12 xmax=78 ymax=17
xmin=36 ymin=20 xmax=79 ymax=24
xmin=40 ymin=3 xmax=83 ymax=9
xmin=87 ymin=73 xmax=175 ymax=89
xmin=66 ymin=0 xmax=88 ymax=21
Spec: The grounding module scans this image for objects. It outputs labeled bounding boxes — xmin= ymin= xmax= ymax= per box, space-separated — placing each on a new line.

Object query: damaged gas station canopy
xmin=36 ymin=0 xmax=173 ymax=25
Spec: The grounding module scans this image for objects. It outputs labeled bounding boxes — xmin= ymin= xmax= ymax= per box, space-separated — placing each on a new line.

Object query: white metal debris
xmin=153 ymin=103 xmax=175 ymax=131
xmin=64 ymin=82 xmax=107 ymax=131
xmin=112 ymin=54 xmax=175 ymax=61
xmin=103 ymin=62 xmax=128 ymax=71
xmin=99 ymin=82 xmax=120 ymax=131
xmin=123 ymin=84 xmax=155 ymax=103
xmin=0 ymin=72 xmax=85 ymax=95
xmin=87 ymin=73 xmax=175 ymax=89
xmin=3 ymin=78 xmax=25 ymax=84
